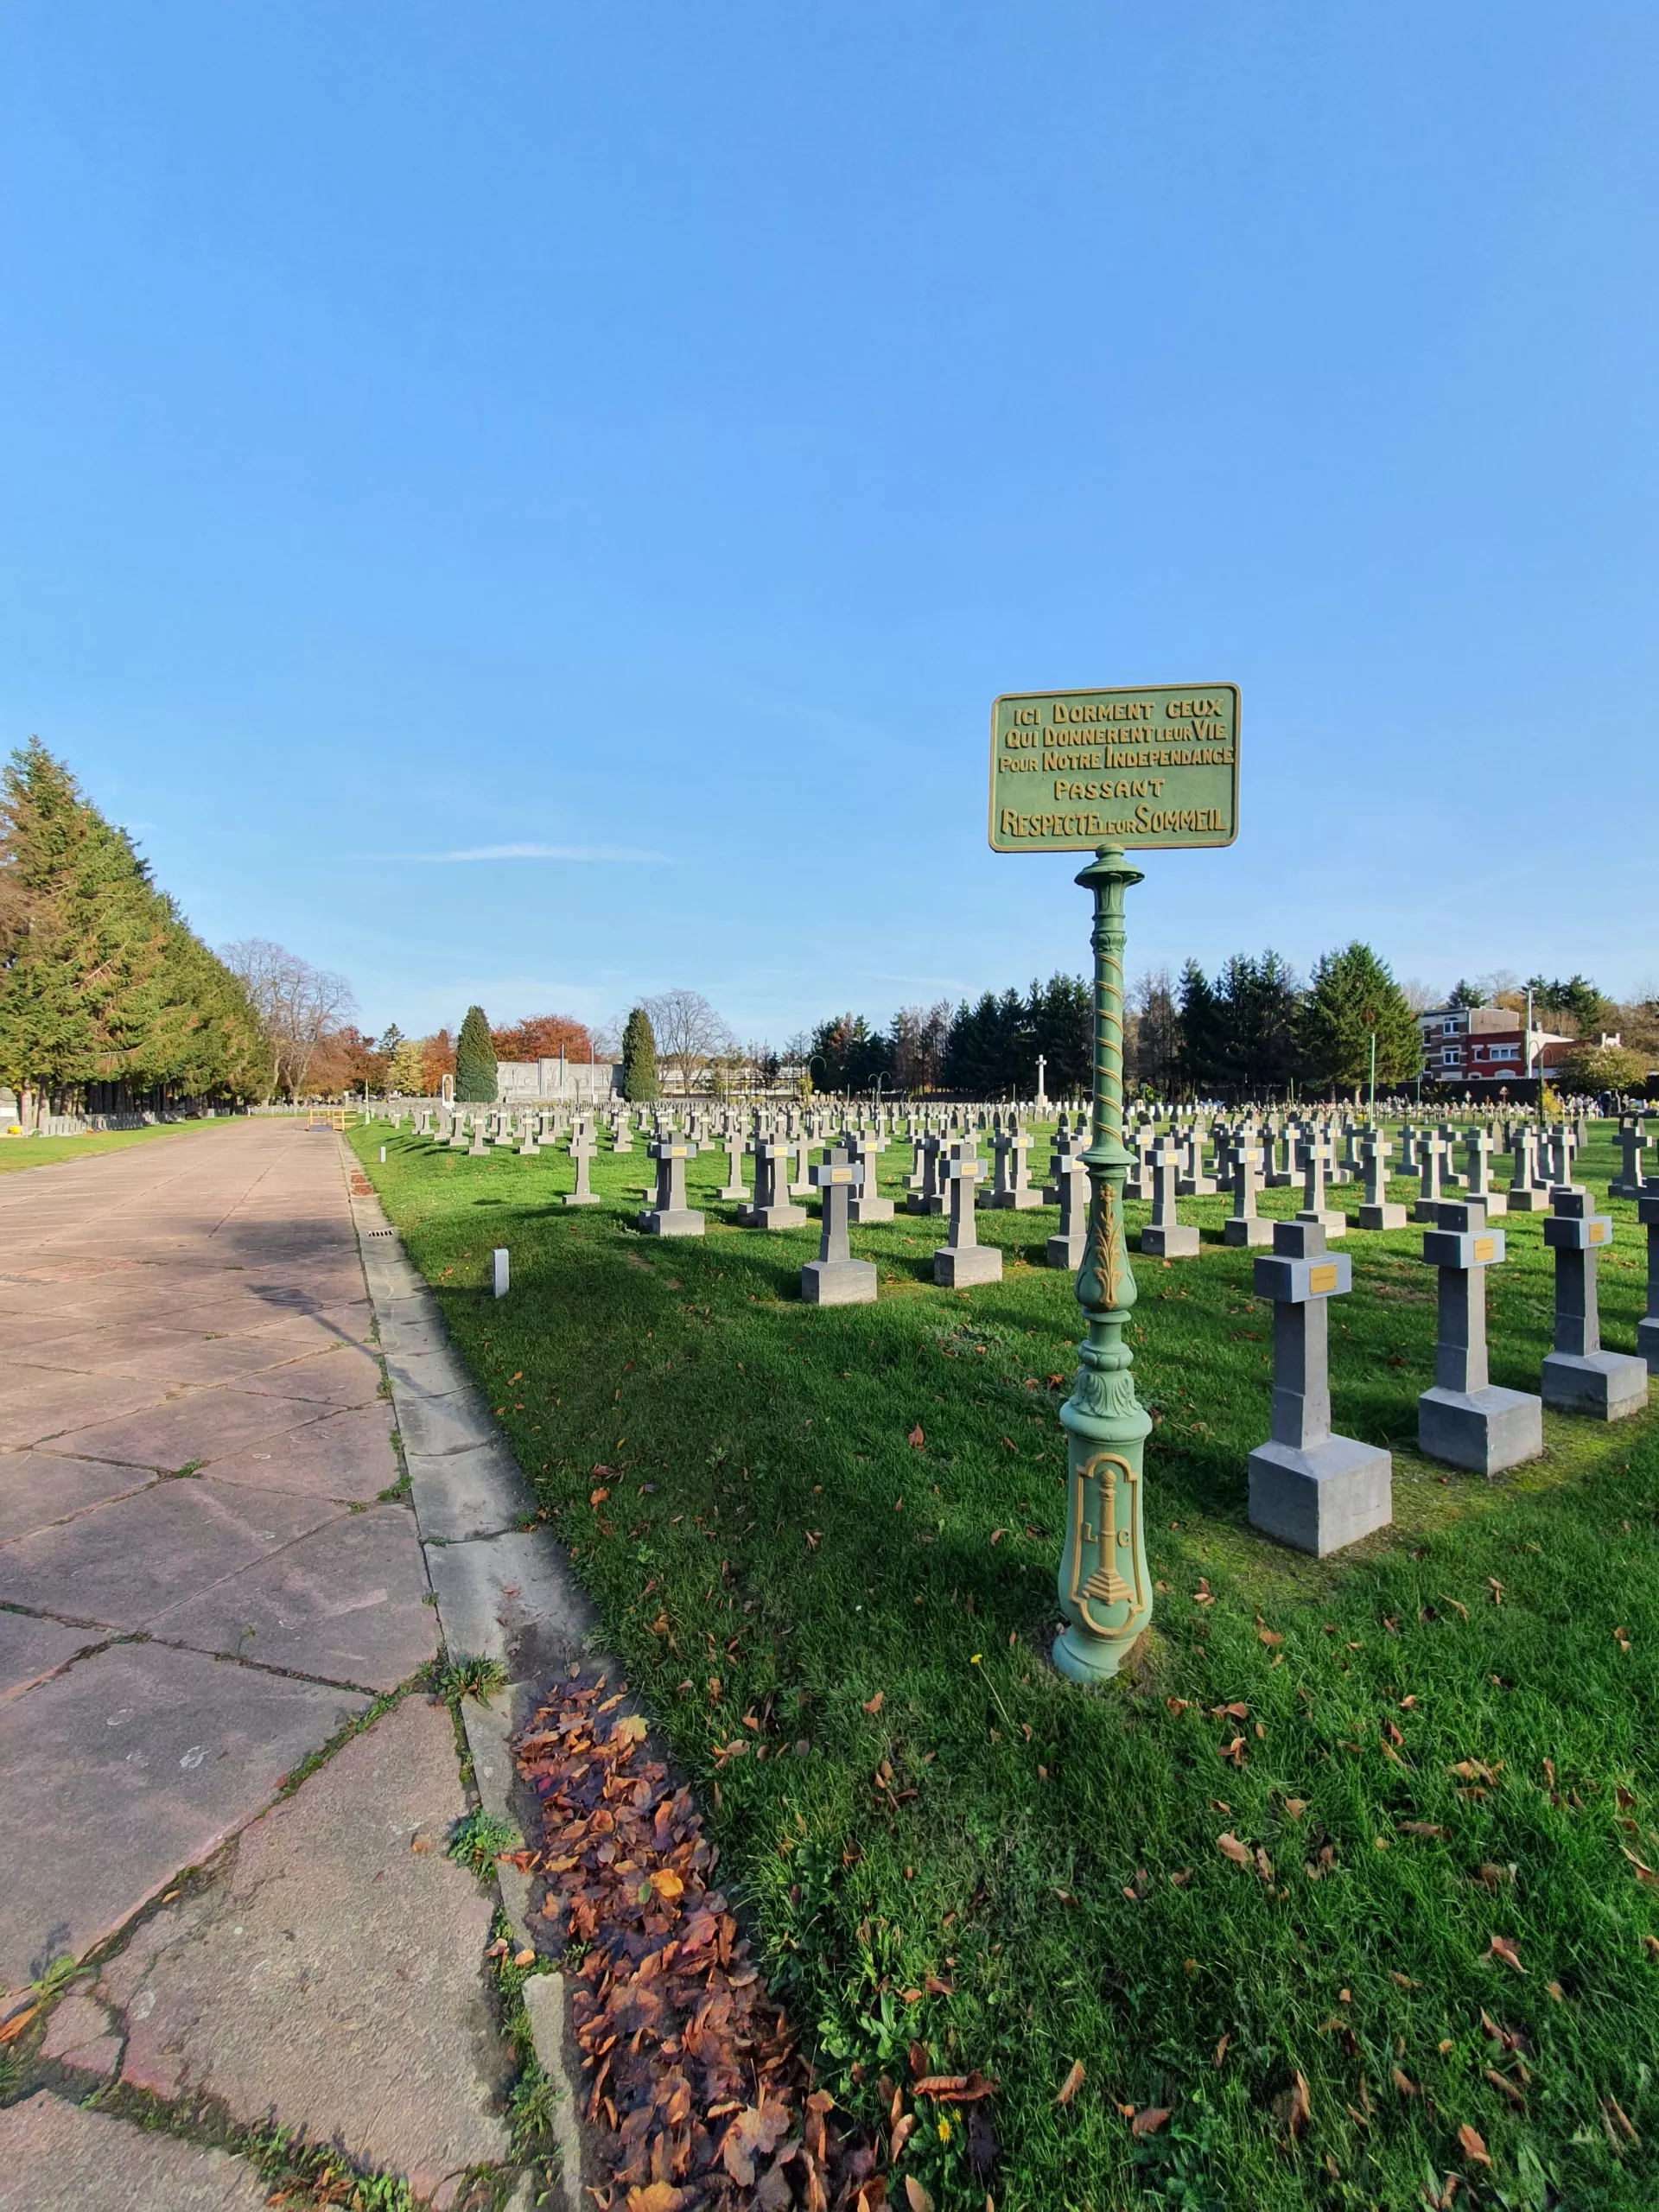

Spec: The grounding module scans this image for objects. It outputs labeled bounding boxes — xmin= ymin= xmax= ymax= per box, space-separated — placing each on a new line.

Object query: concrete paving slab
xmin=236 ymin=1340 xmax=385 ymax=1406
xmin=0 ymin=2091 xmax=272 ymax=2212
xmin=41 ymin=1382 xmax=334 ymax=1472
xmin=425 ymin=1529 xmax=594 ymax=1678
xmin=0 ymin=1370 xmax=172 ymax=1446
xmin=407 ymin=1437 xmax=535 ymax=1541
xmin=206 ymin=1399 xmax=399 ymax=1502
xmin=0 ymin=1477 xmax=345 ymax=1629
xmin=385 ymin=1343 xmax=474 ymax=1398
xmin=0 ymin=1640 xmax=365 ymax=1991
xmin=396 ymin=1382 xmax=500 ymax=1459
xmin=149 ymin=1503 xmax=435 ymax=1689
xmin=0 ymin=1447 xmax=156 ymax=1541
xmin=103 ymin=1694 xmax=509 ymax=2206
xmin=0 ymin=1609 xmax=106 ymax=1701
xmin=39 ymin=1983 xmax=123 ymax=2078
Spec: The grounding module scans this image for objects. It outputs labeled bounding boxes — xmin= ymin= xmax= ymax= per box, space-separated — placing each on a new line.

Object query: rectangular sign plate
xmin=989 ymin=683 xmax=1239 ymax=853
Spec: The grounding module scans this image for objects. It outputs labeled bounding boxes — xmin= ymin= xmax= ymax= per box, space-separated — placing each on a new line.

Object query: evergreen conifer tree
xmin=454 ymin=1005 xmax=498 ymax=1103
xmin=0 ymin=739 xmax=263 ymax=1117
xmin=622 ymin=1006 xmax=659 ymax=1102
xmin=1298 ymin=942 xmax=1421 ymax=1090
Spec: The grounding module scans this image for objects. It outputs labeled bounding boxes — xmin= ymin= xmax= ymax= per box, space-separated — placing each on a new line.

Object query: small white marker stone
xmin=378 ymin=1146 xmax=386 ymax=1163
xmin=493 ymin=1247 xmax=510 ymax=1298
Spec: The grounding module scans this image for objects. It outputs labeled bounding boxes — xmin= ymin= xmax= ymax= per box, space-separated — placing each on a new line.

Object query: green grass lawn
xmin=353 ymin=1116 xmax=1659 ymax=2212
xmin=0 ymin=1116 xmax=234 ymax=1173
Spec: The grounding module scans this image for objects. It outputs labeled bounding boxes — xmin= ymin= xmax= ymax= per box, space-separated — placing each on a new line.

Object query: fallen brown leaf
xmin=908 ymin=1424 xmax=925 ymax=1448
xmin=862 ymin=1691 xmax=885 ymax=1716
xmin=1216 ymin=1832 xmax=1252 ymax=1866
xmin=1056 ymin=2059 xmax=1086 ymax=2107
xmin=1488 ymin=1935 xmax=1525 ymax=1974
xmin=1391 ymin=2067 xmax=1417 ymax=2098
xmin=904 ymin=2181 xmax=934 ymax=2212
xmin=1457 ymin=2123 xmax=1491 ymax=2169
xmin=1131 ymin=2107 xmax=1171 ymax=2138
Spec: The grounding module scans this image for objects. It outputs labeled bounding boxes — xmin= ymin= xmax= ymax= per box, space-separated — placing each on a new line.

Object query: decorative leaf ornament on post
xmin=988 ymin=683 xmax=1240 ymax=1683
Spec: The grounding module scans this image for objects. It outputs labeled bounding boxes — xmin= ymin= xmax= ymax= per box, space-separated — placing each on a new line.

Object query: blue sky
xmin=3 ymin=2 xmax=1655 ymax=1046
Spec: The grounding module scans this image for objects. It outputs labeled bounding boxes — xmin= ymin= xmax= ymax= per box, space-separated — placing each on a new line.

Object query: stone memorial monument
xmin=934 ymin=1147 xmax=1001 ymax=1287
xmin=639 ymin=1140 xmax=704 ymax=1238
xmin=1141 ymin=1141 xmax=1199 ymax=1258
xmin=1541 ymin=1189 xmax=1648 ymax=1419
xmin=803 ymin=1153 xmax=879 ymax=1305
xmin=1416 ymin=1202 xmax=1541 ymax=1472
xmin=1247 ymin=1220 xmax=1392 ymax=1555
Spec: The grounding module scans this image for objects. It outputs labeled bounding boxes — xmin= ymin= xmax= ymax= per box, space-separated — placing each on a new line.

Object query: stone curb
xmin=343 ymin=1143 xmax=597 ymax=2212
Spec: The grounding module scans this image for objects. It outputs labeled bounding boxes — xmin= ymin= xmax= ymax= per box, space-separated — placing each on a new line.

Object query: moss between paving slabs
xmin=352 ymin=1117 xmax=1659 ymax=2212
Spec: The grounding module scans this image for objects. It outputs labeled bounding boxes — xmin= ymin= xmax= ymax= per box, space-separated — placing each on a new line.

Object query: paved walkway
xmin=0 ymin=1121 xmax=584 ymax=2209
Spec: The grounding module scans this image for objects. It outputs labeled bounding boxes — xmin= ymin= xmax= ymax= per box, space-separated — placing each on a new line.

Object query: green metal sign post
xmin=988 ymin=683 xmax=1239 ymax=1683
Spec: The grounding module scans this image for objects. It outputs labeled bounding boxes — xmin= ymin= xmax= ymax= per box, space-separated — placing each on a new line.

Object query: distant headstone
xmin=564 ymin=1121 xmax=601 ymax=1206
xmin=1417 ymin=1202 xmax=1542 ymax=1472
xmin=1540 ymin=1189 xmax=1648 ymax=1419
xmin=493 ymin=1248 xmax=510 ymax=1298
xmin=1247 ymin=1220 xmax=1392 ymax=1555
xmin=639 ymin=1141 xmax=704 ymax=1238
xmin=803 ymin=1153 xmax=878 ymax=1305
xmin=845 ymin=1132 xmax=894 ymax=1223
xmin=1639 ymin=1179 xmax=1659 ymax=1373
xmin=934 ymin=1148 xmax=1001 ymax=1287
xmin=1222 ymin=1139 xmax=1273 ymax=1249
xmin=1141 ymin=1141 xmax=1199 ymax=1258
xmin=745 ymin=1139 xmax=807 ymax=1230
xmin=988 ymin=1127 xmax=1042 ymax=1211
xmin=1294 ymin=1136 xmax=1345 ymax=1238
xmin=1357 ymin=1133 xmax=1407 ymax=1232
xmin=1046 ymin=1140 xmax=1090 ymax=1269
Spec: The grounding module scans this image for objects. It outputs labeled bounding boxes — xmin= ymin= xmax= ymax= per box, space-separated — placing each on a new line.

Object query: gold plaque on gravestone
xmin=1308 ymin=1263 xmax=1339 ymax=1294
xmin=988 ymin=683 xmax=1239 ymax=853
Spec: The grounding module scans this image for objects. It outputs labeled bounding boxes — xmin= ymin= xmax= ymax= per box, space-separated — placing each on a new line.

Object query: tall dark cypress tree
xmin=621 ymin=1006 xmax=659 ymax=1102
xmin=454 ymin=1004 xmax=498 ymax=1103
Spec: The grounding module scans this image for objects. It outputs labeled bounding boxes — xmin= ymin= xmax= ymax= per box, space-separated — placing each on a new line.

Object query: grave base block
xmin=562 ymin=1191 xmax=601 ymax=1208
xmin=1046 ymin=1232 xmax=1087 ymax=1270
xmin=849 ymin=1196 xmax=896 ymax=1224
xmin=1140 ymin=1224 xmax=1200 ymax=1258
xmin=1357 ymin=1203 xmax=1408 ymax=1231
xmin=1222 ymin=1216 xmax=1274 ymax=1248
xmin=988 ymin=1190 xmax=1043 ymax=1211
xmin=637 ymin=1209 xmax=706 ymax=1238
xmin=1541 ymin=1349 xmax=1649 ymax=1421
xmin=906 ymin=1195 xmax=947 ymax=1217
xmin=1504 ymin=1187 xmax=1548 ymax=1211
xmin=1176 ymin=1177 xmax=1218 ymax=1198
xmin=801 ymin=1257 xmax=879 ymax=1306
xmin=717 ymin=1183 xmax=747 ymax=1201
xmin=933 ymin=1244 xmax=1003 ymax=1287
xmin=1639 ymin=1317 xmax=1659 ymax=1374
xmin=1417 ymin=1384 xmax=1544 ymax=1474
xmin=745 ymin=1204 xmax=808 ymax=1230
xmin=1297 ymin=1208 xmax=1347 ymax=1238
xmin=1248 ymin=1434 xmax=1393 ymax=1557
xmin=1478 ymin=1192 xmax=1509 ymax=1217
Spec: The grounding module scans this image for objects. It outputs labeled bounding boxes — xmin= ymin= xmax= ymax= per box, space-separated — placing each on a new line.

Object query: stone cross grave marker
xmin=639 ymin=1140 xmax=704 ymax=1239
xmin=1247 ymin=1219 xmax=1392 ymax=1556
xmin=1141 ymin=1140 xmax=1199 ymax=1258
xmin=1417 ymin=1201 xmax=1541 ymax=1472
xmin=934 ymin=1145 xmax=1002 ymax=1287
xmin=804 ymin=1150 xmax=879 ymax=1306
xmin=1541 ymin=1189 xmax=1648 ymax=1419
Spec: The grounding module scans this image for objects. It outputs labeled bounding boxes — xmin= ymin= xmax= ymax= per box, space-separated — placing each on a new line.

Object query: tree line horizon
xmin=3 ymin=741 xmax=1653 ymax=1116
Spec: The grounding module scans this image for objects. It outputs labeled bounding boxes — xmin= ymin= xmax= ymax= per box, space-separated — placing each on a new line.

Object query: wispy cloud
xmin=410 ymin=842 xmax=670 ymax=864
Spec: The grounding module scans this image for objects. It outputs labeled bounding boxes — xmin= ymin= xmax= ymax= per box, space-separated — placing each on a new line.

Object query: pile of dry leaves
xmin=514 ymin=1677 xmax=990 ymax=2212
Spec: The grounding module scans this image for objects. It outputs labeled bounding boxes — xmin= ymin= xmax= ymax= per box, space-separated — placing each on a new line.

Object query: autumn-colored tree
xmin=490 ymin=1013 xmax=594 ymax=1063
xmin=420 ymin=1028 xmax=456 ymax=1093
